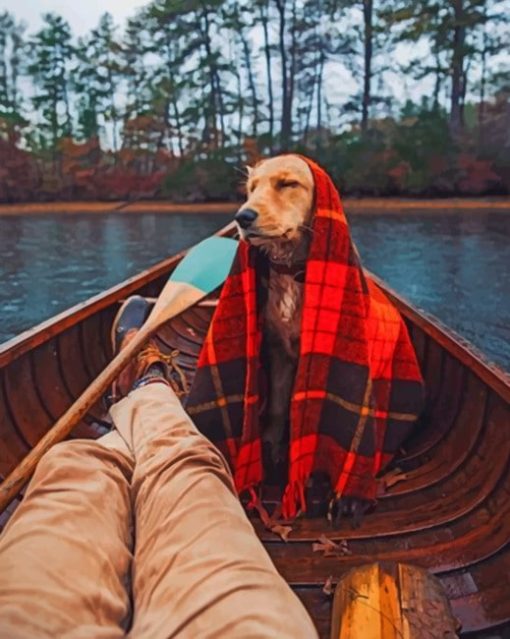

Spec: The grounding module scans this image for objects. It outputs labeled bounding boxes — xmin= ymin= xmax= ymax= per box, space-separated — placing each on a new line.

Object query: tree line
xmin=0 ymin=0 xmax=509 ymax=203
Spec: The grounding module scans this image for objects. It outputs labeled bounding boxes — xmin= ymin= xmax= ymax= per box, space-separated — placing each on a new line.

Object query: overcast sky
xmin=2 ymin=0 xmax=147 ymax=36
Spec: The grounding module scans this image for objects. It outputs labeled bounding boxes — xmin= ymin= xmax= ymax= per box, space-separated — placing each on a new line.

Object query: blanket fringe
xmin=282 ymin=480 xmax=307 ymax=520
xmin=247 ymin=486 xmax=272 ymax=527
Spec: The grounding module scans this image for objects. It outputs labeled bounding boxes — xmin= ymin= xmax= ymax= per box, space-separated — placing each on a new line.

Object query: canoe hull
xmin=1 ymin=226 xmax=509 ymax=637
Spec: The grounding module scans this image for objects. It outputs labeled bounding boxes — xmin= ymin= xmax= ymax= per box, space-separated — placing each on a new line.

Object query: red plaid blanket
xmin=186 ymin=157 xmax=424 ymax=517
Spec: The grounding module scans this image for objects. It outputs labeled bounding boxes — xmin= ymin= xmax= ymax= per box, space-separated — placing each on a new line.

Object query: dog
xmin=234 ymin=155 xmax=315 ymax=469
xmin=188 ymin=154 xmax=421 ymax=524
xmin=234 ymin=155 xmax=370 ymax=523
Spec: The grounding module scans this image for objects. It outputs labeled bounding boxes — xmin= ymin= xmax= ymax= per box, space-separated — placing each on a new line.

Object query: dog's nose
xmin=235 ymin=208 xmax=258 ymax=229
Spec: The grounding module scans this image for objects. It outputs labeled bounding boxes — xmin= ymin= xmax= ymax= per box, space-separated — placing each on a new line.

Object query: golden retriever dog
xmin=234 ymin=155 xmax=314 ymax=468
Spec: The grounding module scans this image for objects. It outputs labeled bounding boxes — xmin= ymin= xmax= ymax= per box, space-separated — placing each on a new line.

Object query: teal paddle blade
xmin=170 ymin=236 xmax=238 ymax=294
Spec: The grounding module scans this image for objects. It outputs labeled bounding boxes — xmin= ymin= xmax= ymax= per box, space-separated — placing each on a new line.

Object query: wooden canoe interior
xmin=1 ymin=231 xmax=510 ymax=638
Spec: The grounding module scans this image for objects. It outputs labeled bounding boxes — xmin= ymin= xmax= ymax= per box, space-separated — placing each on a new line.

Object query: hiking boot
xmin=110 ymin=295 xmax=187 ymax=401
xmin=111 ymin=295 xmax=152 ymax=354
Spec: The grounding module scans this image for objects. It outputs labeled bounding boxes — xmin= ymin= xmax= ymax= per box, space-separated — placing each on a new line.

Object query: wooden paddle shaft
xmin=0 ymin=283 xmax=204 ymax=512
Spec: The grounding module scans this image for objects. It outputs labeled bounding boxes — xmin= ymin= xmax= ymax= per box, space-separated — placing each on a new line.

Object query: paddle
xmin=0 ymin=236 xmax=238 ymax=511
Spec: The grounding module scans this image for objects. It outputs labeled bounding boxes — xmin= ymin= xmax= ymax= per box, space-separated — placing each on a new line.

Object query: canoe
xmin=1 ymin=223 xmax=509 ymax=638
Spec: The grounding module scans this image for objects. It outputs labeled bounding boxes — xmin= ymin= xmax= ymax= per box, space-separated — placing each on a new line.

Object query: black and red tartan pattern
xmin=185 ymin=157 xmax=424 ymax=517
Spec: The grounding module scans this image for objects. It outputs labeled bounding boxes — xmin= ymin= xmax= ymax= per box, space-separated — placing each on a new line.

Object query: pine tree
xmin=28 ymin=13 xmax=74 ymax=151
xmin=223 ymin=0 xmax=260 ymax=142
xmin=255 ymin=0 xmax=276 ymax=152
xmin=122 ymin=12 xmax=152 ymax=123
xmin=196 ymin=0 xmax=229 ymax=151
xmin=145 ymin=0 xmax=199 ymax=157
xmin=338 ymin=0 xmax=393 ymax=133
xmin=74 ymin=13 xmax=122 ymax=149
xmin=0 ymin=11 xmax=26 ymax=143
xmin=388 ymin=0 xmax=509 ymax=134
xmin=472 ymin=1 xmax=509 ymax=131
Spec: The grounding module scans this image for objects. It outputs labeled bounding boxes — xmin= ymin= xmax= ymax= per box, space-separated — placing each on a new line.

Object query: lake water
xmin=0 ymin=210 xmax=509 ymax=372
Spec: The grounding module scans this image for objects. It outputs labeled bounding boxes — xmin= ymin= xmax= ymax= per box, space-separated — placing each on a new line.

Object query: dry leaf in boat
xmin=338 ymin=539 xmax=352 ymax=555
xmin=313 ymin=534 xmax=351 ymax=556
xmin=381 ymin=467 xmax=408 ymax=490
xmin=322 ymin=575 xmax=334 ymax=596
xmin=270 ymin=524 xmax=292 ymax=542
xmin=313 ymin=534 xmax=339 ymax=553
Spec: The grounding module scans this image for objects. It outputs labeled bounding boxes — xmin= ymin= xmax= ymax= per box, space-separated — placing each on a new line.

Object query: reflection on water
xmin=0 ymin=210 xmax=508 ymax=371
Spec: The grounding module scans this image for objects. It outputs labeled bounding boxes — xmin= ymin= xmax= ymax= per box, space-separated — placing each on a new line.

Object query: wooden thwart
xmin=330 ymin=562 xmax=459 ymax=639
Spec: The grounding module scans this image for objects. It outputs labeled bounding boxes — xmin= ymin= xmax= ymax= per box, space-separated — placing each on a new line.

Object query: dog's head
xmin=235 ymin=155 xmax=314 ymax=257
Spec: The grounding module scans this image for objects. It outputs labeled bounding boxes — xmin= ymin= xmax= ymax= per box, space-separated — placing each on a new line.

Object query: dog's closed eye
xmin=276 ymin=179 xmax=300 ymax=190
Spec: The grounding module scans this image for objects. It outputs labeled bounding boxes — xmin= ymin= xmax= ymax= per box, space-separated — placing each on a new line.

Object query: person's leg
xmin=111 ymin=383 xmax=318 ymax=639
xmin=0 ymin=431 xmax=134 ymax=639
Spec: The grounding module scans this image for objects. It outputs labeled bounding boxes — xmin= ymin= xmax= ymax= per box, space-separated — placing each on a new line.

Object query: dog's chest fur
xmin=264 ymin=270 xmax=303 ymax=359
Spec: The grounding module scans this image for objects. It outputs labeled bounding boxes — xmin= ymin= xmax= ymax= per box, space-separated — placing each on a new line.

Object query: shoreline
xmin=0 ymin=197 xmax=509 ymax=216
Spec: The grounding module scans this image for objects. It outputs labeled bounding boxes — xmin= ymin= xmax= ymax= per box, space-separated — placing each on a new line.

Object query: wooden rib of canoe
xmin=1 ymin=224 xmax=510 ymax=638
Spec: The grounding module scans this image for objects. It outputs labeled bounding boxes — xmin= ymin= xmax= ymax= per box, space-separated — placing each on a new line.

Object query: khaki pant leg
xmin=111 ymin=383 xmax=318 ymax=639
xmin=0 ymin=432 xmax=134 ymax=639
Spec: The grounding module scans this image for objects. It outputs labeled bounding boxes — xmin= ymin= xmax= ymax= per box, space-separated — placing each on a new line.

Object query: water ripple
xmin=0 ymin=210 xmax=508 ymax=372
